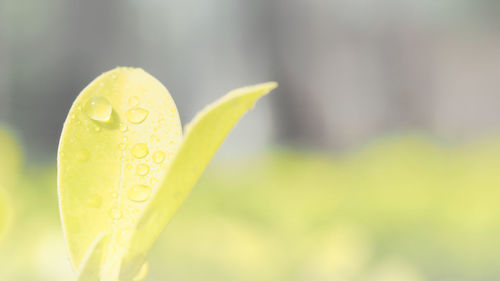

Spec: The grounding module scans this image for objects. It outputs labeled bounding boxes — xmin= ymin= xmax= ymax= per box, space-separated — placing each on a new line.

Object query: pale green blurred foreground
xmin=1 ymin=128 xmax=500 ymax=281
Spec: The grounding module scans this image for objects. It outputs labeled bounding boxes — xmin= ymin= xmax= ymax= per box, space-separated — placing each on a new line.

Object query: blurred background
xmin=1 ymin=0 xmax=500 ymax=280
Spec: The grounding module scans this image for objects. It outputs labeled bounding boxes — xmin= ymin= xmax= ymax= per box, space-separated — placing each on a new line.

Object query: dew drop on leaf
xmin=131 ymin=143 xmax=149 ymax=159
xmin=84 ymin=96 xmax=112 ymax=122
xmin=126 ymin=107 xmax=149 ymax=124
xmin=152 ymin=151 xmax=165 ymax=164
xmin=136 ymin=164 xmax=150 ymax=176
xmin=127 ymin=184 xmax=152 ymax=202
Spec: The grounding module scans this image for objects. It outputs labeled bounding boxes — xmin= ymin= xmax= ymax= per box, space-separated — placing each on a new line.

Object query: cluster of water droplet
xmin=78 ymin=85 xmax=173 ymax=224
xmin=63 ymin=71 xmax=182 ymax=280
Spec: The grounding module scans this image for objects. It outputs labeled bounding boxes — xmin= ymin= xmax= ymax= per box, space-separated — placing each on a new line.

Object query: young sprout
xmin=57 ymin=67 xmax=277 ymax=281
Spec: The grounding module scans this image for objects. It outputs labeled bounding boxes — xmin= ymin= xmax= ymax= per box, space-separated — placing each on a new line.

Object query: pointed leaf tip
xmin=120 ymin=82 xmax=277 ymax=277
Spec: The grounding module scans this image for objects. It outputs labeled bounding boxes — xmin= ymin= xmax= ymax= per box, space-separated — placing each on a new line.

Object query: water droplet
xmin=126 ymin=107 xmax=149 ymax=124
xmin=95 ymin=126 xmax=101 ymax=132
xmin=118 ymin=143 xmax=126 ymax=150
xmin=136 ymin=164 xmax=150 ymax=176
xmin=150 ymin=135 xmax=159 ymax=142
xmin=131 ymin=143 xmax=148 ymax=159
xmin=112 ymin=193 xmax=118 ymax=198
xmin=128 ymin=96 xmax=139 ymax=106
xmin=120 ymin=123 xmax=128 ymax=132
xmin=127 ymin=184 xmax=152 ymax=202
xmin=152 ymin=151 xmax=165 ymax=164
xmin=125 ymin=163 xmax=133 ymax=170
xmin=84 ymin=96 xmax=112 ymax=122
xmin=85 ymin=194 xmax=102 ymax=208
xmin=109 ymin=208 xmax=122 ymax=220
xmin=77 ymin=149 xmax=89 ymax=162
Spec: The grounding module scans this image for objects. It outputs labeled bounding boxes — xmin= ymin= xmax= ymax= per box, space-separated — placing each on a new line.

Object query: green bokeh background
xmin=2 ymin=129 xmax=500 ymax=280
xmin=2 ymin=0 xmax=500 ymax=280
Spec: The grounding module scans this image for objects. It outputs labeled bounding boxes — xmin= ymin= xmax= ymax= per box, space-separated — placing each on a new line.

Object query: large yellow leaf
xmin=120 ymin=82 xmax=278 ymax=279
xmin=58 ymin=68 xmax=183 ymax=279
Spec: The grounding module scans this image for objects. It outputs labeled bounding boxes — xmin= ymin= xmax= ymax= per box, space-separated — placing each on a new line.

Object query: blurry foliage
xmin=0 ymin=127 xmax=22 ymax=244
xmin=0 ymin=188 xmax=11 ymax=244
xmin=0 ymin=127 xmax=22 ymax=187
xmin=1 ymin=133 xmax=500 ymax=280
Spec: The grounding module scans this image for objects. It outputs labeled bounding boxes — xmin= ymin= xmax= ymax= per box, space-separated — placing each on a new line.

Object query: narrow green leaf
xmin=58 ymin=67 xmax=183 ymax=279
xmin=120 ymin=82 xmax=278 ymax=278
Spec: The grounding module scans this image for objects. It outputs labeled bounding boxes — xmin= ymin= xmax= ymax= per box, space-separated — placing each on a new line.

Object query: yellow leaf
xmin=120 ymin=82 xmax=278 ymax=279
xmin=59 ymin=66 xmax=277 ymax=280
xmin=58 ymin=67 xmax=183 ymax=279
